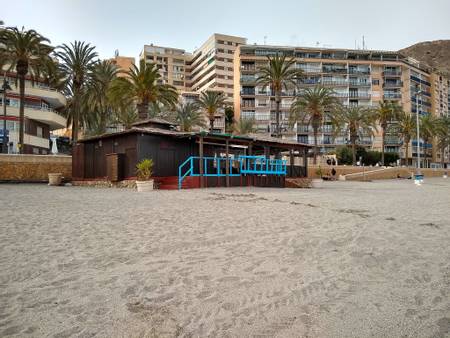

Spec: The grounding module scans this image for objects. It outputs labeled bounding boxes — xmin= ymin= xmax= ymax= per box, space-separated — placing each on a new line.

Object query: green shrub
xmin=136 ymin=158 xmax=153 ymax=181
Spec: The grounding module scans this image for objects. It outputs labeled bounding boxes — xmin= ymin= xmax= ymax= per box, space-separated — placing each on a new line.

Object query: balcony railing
xmin=348 ymin=69 xmax=371 ymax=75
xmin=383 ymin=81 xmax=403 ymax=88
xmin=0 ymin=101 xmax=64 ymax=117
xmin=322 ymin=67 xmax=348 ymax=74
xmin=383 ymin=70 xmax=402 ymax=76
xmin=384 ymin=93 xmax=402 ymax=99
xmin=349 ymin=81 xmax=371 ymax=87
xmin=349 ymin=92 xmax=371 ymax=99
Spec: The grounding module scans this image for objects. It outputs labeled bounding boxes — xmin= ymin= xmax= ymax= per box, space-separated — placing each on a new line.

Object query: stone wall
xmin=0 ymin=154 xmax=72 ymax=182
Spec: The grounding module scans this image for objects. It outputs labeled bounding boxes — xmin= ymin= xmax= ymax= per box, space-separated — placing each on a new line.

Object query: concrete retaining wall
xmin=0 ymin=154 xmax=72 ymax=182
xmin=345 ymin=167 xmax=448 ymax=181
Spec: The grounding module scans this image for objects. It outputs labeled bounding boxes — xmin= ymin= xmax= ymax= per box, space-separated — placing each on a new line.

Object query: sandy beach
xmin=0 ymin=179 xmax=449 ymax=337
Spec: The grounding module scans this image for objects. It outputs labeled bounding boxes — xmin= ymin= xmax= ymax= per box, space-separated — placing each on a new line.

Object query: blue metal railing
xmin=178 ymin=155 xmax=287 ymax=189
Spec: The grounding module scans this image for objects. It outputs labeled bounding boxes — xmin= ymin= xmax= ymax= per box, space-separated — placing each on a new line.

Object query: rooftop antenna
xmin=114 ymin=49 xmax=119 ymax=58
xmin=362 ymin=35 xmax=366 ymax=50
xmin=264 ymin=36 xmax=267 ymax=45
xmin=316 ymin=41 xmax=320 ymax=47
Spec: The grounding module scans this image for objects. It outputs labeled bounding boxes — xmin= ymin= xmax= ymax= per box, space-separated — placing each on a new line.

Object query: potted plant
xmin=136 ymin=158 xmax=154 ymax=192
xmin=48 ymin=173 xmax=63 ymax=186
xmin=312 ymin=166 xmax=324 ymax=188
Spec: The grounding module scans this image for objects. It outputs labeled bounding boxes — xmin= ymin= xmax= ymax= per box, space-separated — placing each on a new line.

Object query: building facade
xmin=0 ymin=72 xmax=67 ymax=154
xmin=140 ymin=34 xmax=246 ymax=132
xmin=233 ymin=44 xmax=449 ymax=166
xmin=108 ymin=55 xmax=135 ymax=77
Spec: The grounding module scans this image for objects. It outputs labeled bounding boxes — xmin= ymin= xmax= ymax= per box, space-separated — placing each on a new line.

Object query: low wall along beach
xmin=0 ymin=154 xmax=72 ymax=182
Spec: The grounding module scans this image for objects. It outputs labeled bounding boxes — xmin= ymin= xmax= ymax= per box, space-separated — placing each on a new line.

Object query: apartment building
xmin=140 ymin=34 xmax=246 ymax=132
xmin=233 ymin=44 xmax=449 ymax=166
xmin=108 ymin=55 xmax=135 ymax=77
xmin=140 ymin=45 xmax=189 ymax=92
xmin=0 ymin=72 xmax=67 ymax=154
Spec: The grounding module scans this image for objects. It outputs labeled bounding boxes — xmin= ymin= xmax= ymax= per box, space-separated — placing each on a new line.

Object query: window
xmin=372 ymin=79 xmax=380 ymax=86
xmin=36 ymin=126 xmax=43 ymax=138
xmin=32 ymin=148 xmax=39 ymax=154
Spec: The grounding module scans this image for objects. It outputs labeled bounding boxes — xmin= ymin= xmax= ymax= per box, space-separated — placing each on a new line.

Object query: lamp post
xmin=1 ymin=74 xmax=12 ymax=154
xmin=415 ymin=87 xmax=423 ymax=174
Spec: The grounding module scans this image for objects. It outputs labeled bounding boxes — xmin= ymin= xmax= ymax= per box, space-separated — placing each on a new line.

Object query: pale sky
xmin=3 ymin=0 xmax=450 ymax=61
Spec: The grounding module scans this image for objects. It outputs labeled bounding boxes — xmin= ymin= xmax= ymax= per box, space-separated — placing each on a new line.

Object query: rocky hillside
xmin=400 ymin=40 xmax=450 ymax=76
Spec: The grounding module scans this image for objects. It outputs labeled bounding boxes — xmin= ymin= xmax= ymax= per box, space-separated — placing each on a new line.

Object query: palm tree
xmin=331 ymin=106 xmax=377 ymax=165
xmin=420 ymin=114 xmax=437 ymax=167
xmin=56 ymin=41 xmax=98 ymax=142
xmin=257 ymin=55 xmax=303 ymax=138
xmin=234 ymin=118 xmax=255 ymax=135
xmin=198 ymin=90 xmax=226 ymax=132
xmin=435 ymin=117 xmax=450 ymax=167
xmin=290 ymin=86 xmax=338 ymax=164
xmin=374 ymin=100 xmax=401 ymax=165
xmin=224 ymin=106 xmax=235 ymax=133
xmin=397 ymin=111 xmax=416 ymax=166
xmin=173 ymin=102 xmax=205 ymax=132
xmin=85 ymin=60 xmax=118 ymax=134
xmin=115 ymin=104 xmax=138 ymax=130
xmin=1 ymin=27 xmax=52 ymax=153
xmin=109 ymin=60 xmax=178 ymax=120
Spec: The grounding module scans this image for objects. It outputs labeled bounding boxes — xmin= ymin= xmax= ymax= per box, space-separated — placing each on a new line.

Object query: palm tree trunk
xmin=381 ymin=127 xmax=385 ymax=166
xmin=275 ymin=93 xmax=281 ymax=138
xmin=137 ymin=103 xmax=147 ymax=120
xmin=404 ymin=141 xmax=409 ymax=167
xmin=352 ymin=141 xmax=356 ymax=166
xmin=209 ymin=118 xmax=214 ymax=132
xmin=18 ymin=74 xmax=26 ymax=154
xmin=441 ymin=145 xmax=445 ymax=168
xmin=313 ymin=126 xmax=318 ymax=165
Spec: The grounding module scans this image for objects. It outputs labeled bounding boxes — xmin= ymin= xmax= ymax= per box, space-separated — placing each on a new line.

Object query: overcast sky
xmin=3 ymin=0 xmax=450 ymax=61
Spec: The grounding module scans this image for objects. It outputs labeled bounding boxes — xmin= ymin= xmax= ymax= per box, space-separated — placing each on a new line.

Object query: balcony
xmin=322 ymin=80 xmax=349 ymax=86
xmin=383 ymin=81 xmax=403 ymax=88
xmin=383 ymin=70 xmax=402 ymax=77
xmin=240 ymin=76 xmax=256 ymax=84
xmin=349 ymin=92 xmax=371 ymax=99
xmin=241 ymin=90 xmax=255 ymax=96
xmin=322 ymin=67 xmax=348 ymax=74
xmin=0 ymin=103 xmax=67 ymax=130
xmin=384 ymin=93 xmax=402 ymax=100
xmin=348 ymin=68 xmax=371 ymax=75
xmin=349 ymin=81 xmax=371 ymax=87
xmin=2 ymin=76 xmax=67 ymax=108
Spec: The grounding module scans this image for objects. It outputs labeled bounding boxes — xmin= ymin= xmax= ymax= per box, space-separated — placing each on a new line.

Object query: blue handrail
xmin=178 ymin=155 xmax=287 ymax=189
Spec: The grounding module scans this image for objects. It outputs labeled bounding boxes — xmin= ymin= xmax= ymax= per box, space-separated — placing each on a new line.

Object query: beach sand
xmin=0 ymin=179 xmax=449 ymax=337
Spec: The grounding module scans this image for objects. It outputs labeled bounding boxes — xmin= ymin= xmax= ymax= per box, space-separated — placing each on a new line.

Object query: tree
xmin=198 ymin=90 xmax=226 ymax=132
xmin=374 ymin=100 xmax=401 ymax=166
xmin=397 ymin=111 xmax=416 ymax=166
xmin=331 ymin=106 xmax=377 ymax=165
xmin=109 ymin=59 xmax=178 ymax=121
xmin=173 ymin=102 xmax=206 ymax=132
xmin=290 ymin=86 xmax=338 ymax=164
xmin=115 ymin=105 xmax=138 ymax=130
xmin=1 ymin=27 xmax=53 ymax=153
xmin=435 ymin=117 xmax=450 ymax=167
xmin=420 ymin=114 xmax=437 ymax=167
xmin=85 ymin=60 xmax=118 ymax=134
xmin=257 ymin=54 xmax=303 ymax=138
xmin=224 ymin=106 xmax=235 ymax=133
xmin=234 ymin=118 xmax=255 ymax=135
xmin=56 ymin=41 xmax=98 ymax=142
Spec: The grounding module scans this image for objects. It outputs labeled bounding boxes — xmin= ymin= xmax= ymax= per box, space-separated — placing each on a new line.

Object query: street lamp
xmin=1 ymin=74 xmax=12 ymax=154
xmin=415 ymin=87 xmax=423 ymax=174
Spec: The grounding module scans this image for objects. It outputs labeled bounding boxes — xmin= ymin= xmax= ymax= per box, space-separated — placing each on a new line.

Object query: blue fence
xmin=178 ymin=155 xmax=287 ymax=189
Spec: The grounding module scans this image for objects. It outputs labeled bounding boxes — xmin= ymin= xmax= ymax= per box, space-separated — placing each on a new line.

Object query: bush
xmin=335 ymin=146 xmax=367 ymax=165
xmin=136 ymin=158 xmax=153 ymax=181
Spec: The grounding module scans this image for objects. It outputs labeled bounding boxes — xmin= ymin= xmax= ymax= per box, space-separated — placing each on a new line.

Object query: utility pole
xmin=1 ymin=74 xmax=12 ymax=154
xmin=415 ymin=86 xmax=422 ymax=174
